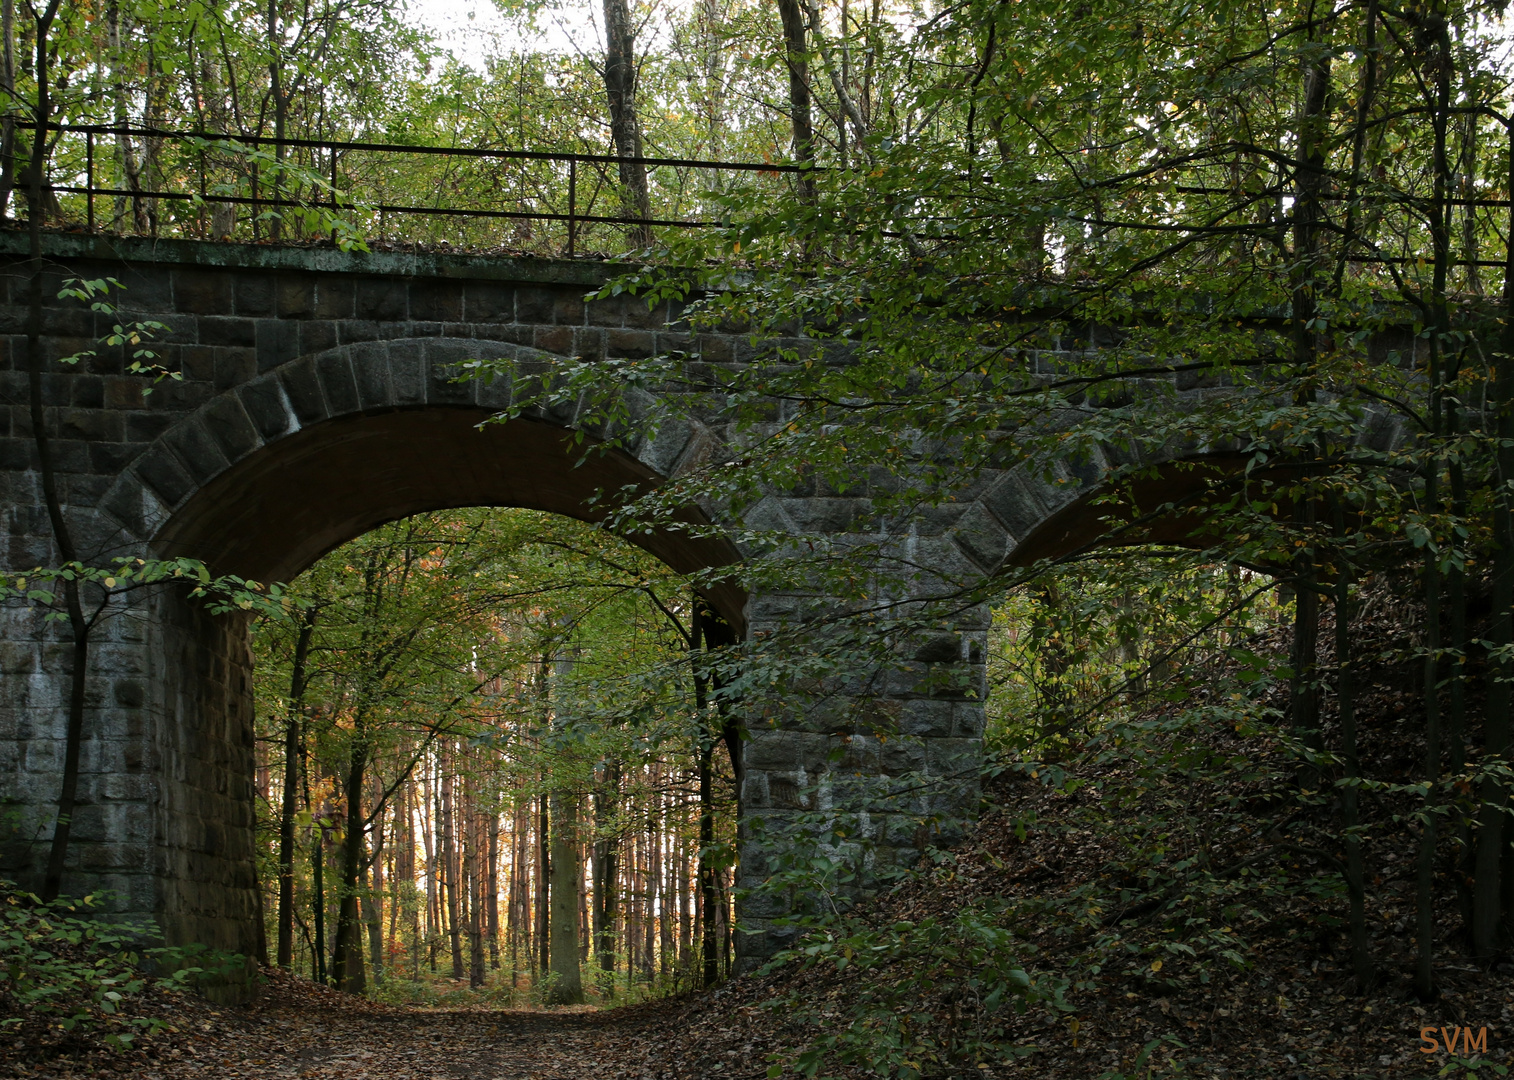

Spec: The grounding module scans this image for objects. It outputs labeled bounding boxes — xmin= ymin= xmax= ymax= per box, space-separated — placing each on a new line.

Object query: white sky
xmin=402 ymin=0 xmax=596 ymax=70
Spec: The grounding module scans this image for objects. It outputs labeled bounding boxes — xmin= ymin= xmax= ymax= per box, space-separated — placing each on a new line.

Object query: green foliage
xmin=0 ymin=556 xmax=300 ymax=621
xmin=0 ymin=882 xmax=240 ymax=1050
xmin=252 ymin=508 xmax=740 ymax=996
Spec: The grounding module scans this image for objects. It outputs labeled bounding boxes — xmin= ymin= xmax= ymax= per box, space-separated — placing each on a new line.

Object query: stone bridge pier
xmin=0 ymin=233 xmax=1171 ymax=972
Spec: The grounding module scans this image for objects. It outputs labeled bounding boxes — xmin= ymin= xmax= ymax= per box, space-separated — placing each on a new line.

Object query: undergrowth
xmin=0 ymin=881 xmax=244 ymax=1058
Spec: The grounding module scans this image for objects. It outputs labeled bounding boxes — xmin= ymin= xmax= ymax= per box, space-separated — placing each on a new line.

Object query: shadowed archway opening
xmin=152 ymin=405 xmax=745 ymax=630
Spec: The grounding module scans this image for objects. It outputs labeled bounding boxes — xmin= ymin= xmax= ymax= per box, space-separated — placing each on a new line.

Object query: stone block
xmin=950 ymin=501 xmax=1013 ymax=573
xmin=924 ymin=738 xmax=982 ymax=778
xmin=199 ymin=317 xmax=255 ymax=350
xmin=607 ymin=328 xmax=656 ymax=359
xmin=237 ymin=375 xmax=297 ymax=440
xmin=423 ymin=341 xmax=477 ymax=404
xmin=87 ymin=441 xmax=137 ymax=475
xmin=173 ymin=269 xmax=232 ymax=315
xmin=163 ymin=418 xmax=229 ymax=486
xmin=584 ymin=294 xmax=628 ymax=328
xmin=232 ymin=274 xmax=275 ymax=317
xmin=637 ymin=415 xmax=693 ymax=478
xmin=348 ymin=343 xmax=394 ymax=409
xmin=337 ymin=319 xmax=380 ymax=344
xmin=410 ymin=282 xmax=462 ymax=323
xmin=199 ymin=394 xmax=261 ymax=464
xmin=463 ymin=283 xmax=514 ymax=322
xmin=297 ymin=320 xmax=337 ymax=357
xmin=475 ymin=366 xmax=513 ymax=410
xmin=179 ymin=345 xmax=216 ymax=384
xmin=387 ymin=341 xmax=427 ymax=405
xmin=515 ymin=287 xmax=555 ymax=324
xmin=132 ymin=444 xmax=194 ymax=507
xmin=952 ymin=702 xmax=986 ymax=738
xmin=571 ymin=326 xmax=606 ymax=359
xmin=277 ymin=357 xmax=328 ymax=425
xmin=313 ymin=278 xmax=355 ymax=320
xmin=315 ymin=351 xmax=360 ymax=415
xmin=356 ymin=278 xmax=407 ymax=321
xmin=899 ymin=699 xmax=954 ymax=738
xmin=532 ymin=326 xmax=573 ymax=355
xmin=552 ymin=292 xmax=584 ymax=325
xmin=620 ymin=298 xmax=665 ymax=330
xmin=213 ymin=348 xmax=257 ymax=391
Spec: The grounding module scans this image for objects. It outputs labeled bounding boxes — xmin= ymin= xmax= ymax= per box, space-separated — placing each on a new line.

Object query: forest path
xmin=131 ymin=970 xmax=675 ymax=1080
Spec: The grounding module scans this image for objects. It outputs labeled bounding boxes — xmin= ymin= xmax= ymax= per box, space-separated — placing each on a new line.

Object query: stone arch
xmin=79 ymin=337 xmax=745 ymax=968
xmin=95 ymin=337 xmax=745 ymax=624
xmin=938 ymin=397 xmax=1412 ymax=577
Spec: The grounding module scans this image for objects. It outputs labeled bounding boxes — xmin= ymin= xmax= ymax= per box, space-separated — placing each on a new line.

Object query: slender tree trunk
xmin=26 ymin=0 xmax=86 ymax=906
xmin=466 ymin=773 xmax=485 ymax=989
xmin=364 ymin=848 xmax=384 ymax=988
xmin=331 ymin=733 xmax=369 ymax=994
xmin=1417 ymin=496 xmax=1444 ymax=1001
xmin=0 ymin=0 xmax=16 ymax=218
xmin=698 ymin=734 xmax=718 ymax=988
xmin=1286 ymin=4 xmax=1332 ymax=775
xmin=312 ymin=817 xmax=328 ymax=985
xmin=593 ymin=763 xmax=620 ymax=994
xmin=442 ymin=746 xmax=463 ymax=979
xmin=265 ymin=0 xmax=286 ymax=239
xmin=278 ymin=607 xmax=318 ymax=967
xmin=600 ymin=0 xmax=652 ymax=245
xmin=775 ymin=0 xmax=815 ymax=202
xmin=488 ymin=813 xmax=501 ymax=970
xmin=537 ymin=790 xmax=550 ymax=975
xmin=547 ymin=786 xmax=585 ymax=1003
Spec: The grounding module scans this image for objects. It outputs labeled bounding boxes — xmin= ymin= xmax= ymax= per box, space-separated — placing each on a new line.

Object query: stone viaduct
xmin=0 ymin=231 xmax=1408 ymax=976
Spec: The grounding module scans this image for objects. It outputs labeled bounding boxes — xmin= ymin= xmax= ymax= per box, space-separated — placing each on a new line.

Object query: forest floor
xmin=1 ymin=969 xmax=683 ymax=1079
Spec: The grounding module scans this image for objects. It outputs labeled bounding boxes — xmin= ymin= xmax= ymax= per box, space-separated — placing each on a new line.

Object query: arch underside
xmin=1007 ymin=456 xmax=1253 ymax=567
xmin=127 ymin=356 xmax=745 ymax=628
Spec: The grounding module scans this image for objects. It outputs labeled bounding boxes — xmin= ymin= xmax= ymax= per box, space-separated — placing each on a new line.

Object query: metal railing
xmin=12 ymin=123 xmax=815 ymax=257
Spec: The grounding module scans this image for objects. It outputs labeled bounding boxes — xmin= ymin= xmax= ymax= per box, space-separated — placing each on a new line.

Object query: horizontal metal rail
xmin=13 ymin=123 xmax=1512 ymax=266
xmin=31 ymin=121 xmax=818 ymax=174
xmin=12 ymin=121 xmax=816 ymax=255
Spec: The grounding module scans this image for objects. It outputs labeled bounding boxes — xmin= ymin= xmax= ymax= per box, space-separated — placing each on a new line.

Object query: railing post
xmin=85 ymin=130 xmax=94 ymax=234
xmin=252 ymin=164 xmax=261 ymax=241
xmin=198 ymin=146 xmax=207 ymax=237
xmin=568 ymin=158 xmax=577 ymax=257
xmin=330 ymin=149 xmax=339 ymax=247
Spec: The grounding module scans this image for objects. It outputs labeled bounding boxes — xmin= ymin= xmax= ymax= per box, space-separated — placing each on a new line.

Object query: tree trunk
xmin=312 ymin=816 xmax=328 ymax=985
xmin=547 ymin=787 xmax=585 ymax=1003
xmin=600 ymin=0 xmax=652 ymax=245
xmin=774 ymin=0 xmax=815 ymax=202
xmin=0 ymin=0 xmax=17 ymax=218
xmin=331 ymin=735 xmax=369 ymax=995
xmin=537 ymin=790 xmax=550 ymax=975
xmin=1415 ymin=9 xmax=1454 ymax=1003
xmin=441 ymin=746 xmax=463 ymax=980
xmin=25 ymin=0 xmax=85 ymax=906
xmin=466 ymin=774 xmax=485 ymax=989
xmin=277 ymin=607 xmax=318 ymax=967
xmin=593 ymin=763 xmax=620 ymax=994
xmin=487 ymin=813 xmax=501 ymax=970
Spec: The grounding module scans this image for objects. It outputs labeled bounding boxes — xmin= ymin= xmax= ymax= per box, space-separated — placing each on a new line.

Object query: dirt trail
xmin=2 ymin=971 xmax=687 ymax=1080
